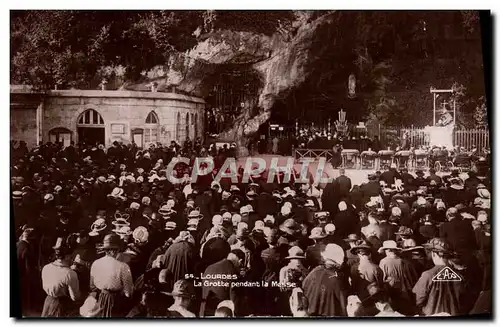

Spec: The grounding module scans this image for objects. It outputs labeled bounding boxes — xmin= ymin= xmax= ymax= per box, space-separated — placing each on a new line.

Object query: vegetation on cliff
xmin=11 ymin=10 xmax=488 ymax=151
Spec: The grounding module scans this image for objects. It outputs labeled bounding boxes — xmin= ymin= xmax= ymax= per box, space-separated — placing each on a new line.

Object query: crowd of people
xmin=12 ymin=138 xmax=491 ymax=318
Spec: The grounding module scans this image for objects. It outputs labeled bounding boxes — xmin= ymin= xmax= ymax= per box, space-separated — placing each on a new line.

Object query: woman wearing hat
xmin=344 ymin=234 xmax=362 ymax=269
xmin=161 ymin=231 xmax=198 ymax=295
xmin=41 ymin=237 xmax=81 ymax=317
xmin=89 ymin=233 xmax=133 ymax=317
xmin=303 ymin=244 xmax=350 ymax=316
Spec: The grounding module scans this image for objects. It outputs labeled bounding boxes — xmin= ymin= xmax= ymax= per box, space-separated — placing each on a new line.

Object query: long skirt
xmin=41 ymin=295 xmax=71 ymax=317
xmin=96 ymin=289 xmax=127 ymax=317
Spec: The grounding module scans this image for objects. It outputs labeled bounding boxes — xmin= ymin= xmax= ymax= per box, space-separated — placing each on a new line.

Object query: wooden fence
xmin=380 ymin=126 xmax=490 ymax=150
xmin=294 ymin=122 xmax=490 ymax=150
xmin=294 ymin=149 xmax=334 ymax=161
xmin=454 ymin=129 xmax=490 ymax=150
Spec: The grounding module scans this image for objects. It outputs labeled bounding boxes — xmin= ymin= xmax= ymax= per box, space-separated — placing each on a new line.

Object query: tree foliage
xmin=10 ymin=10 xmax=294 ymax=90
xmin=11 ymin=10 xmax=487 ymax=130
xmin=473 ymin=96 xmax=489 ymax=128
xmin=291 ymin=11 xmax=486 ymax=127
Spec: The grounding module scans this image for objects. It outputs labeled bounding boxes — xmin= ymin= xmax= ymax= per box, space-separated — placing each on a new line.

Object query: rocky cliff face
xmin=127 ymin=12 xmax=337 ymax=155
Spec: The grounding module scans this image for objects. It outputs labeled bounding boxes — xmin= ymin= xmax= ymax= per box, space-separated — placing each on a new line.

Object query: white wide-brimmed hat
xmin=378 ymin=240 xmax=402 ymax=253
xmin=188 ymin=209 xmax=203 ymax=219
xmin=89 ymin=218 xmax=107 ymax=236
xmin=187 ymin=218 xmax=199 ymax=231
xmin=132 ymin=226 xmax=149 ymax=243
xmin=165 ymin=221 xmax=177 ymax=231
xmin=114 ymin=225 xmax=132 ymax=236
xmin=309 ymin=227 xmax=326 ymax=239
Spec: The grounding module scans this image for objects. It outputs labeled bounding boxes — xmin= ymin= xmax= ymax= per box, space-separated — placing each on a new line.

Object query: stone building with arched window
xmin=10 ymin=86 xmax=205 ymax=148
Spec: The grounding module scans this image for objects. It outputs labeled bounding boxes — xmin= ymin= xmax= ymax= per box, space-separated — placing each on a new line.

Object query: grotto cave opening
xmin=203 ymin=63 xmax=263 ymax=137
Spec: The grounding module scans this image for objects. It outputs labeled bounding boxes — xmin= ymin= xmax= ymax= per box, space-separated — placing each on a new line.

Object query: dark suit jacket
xmin=334 ymin=175 xmax=352 ymax=197
xmin=200 ymin=259 xmax=239 ymax=316
xmin=360 ymin=181 xmax=381 ymax=200
xmin=321 ymin=183 xmax=336 ymax=214
xmin=439 ymin=218 xmax=478 ymax=253
xmin=380 ymin=169 xmax=401 ymax=186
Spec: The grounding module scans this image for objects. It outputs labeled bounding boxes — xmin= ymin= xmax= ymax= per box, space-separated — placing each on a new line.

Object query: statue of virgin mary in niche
xmin=348 ymin=74 xmax=356 ymax=99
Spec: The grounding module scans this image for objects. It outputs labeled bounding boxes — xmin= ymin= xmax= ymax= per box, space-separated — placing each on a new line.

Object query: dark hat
xmin=391 ymin=194 xmax=405 ymax=202
xmin=164 ymin=279 xmax=194 ymax=299
xmin=362 ymin=283 xmax=387 ymax=303
xmin=343 ymin=233 xmax=361 ymax=243
xmin=395 ymin=226 xmax=413 ymax=236
xmin=415 ymin=170 xmax=425 ymax=176
xmin=423 ymin=237 xmax=452 ymax=255
xmin=279 ymin=218 xmax=299 ymax=236
xmin=101 ymin=233 xmax=122 ymax=250
xmin=295 ymin=197 xmax=306 ymax=206
xmin=368 ymin=173 xmax=377 ymax=180
xmin=351 ymin=241 xmax=372 ymax=254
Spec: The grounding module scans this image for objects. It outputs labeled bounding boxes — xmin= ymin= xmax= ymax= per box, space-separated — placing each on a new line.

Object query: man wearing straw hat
xmin=164 ymin=279 xmax=196 ymax=317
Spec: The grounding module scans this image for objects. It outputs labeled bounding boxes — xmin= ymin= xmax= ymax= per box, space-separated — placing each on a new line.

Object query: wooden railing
xmin=294 ymin=149 xmax=334 ymax=161
xmin=454 ymin=129 xmax=490 ymax=150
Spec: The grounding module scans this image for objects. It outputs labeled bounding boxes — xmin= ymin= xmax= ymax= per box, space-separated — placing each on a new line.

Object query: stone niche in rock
xmin=127 ymin=12 xmax=338 ymax=155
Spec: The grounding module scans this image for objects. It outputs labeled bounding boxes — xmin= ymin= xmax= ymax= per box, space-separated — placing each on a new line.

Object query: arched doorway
xmin=77 ymin=109 xmax=105 ymax=146
xmin=144 ymin=111 xmax=159 ymax=148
